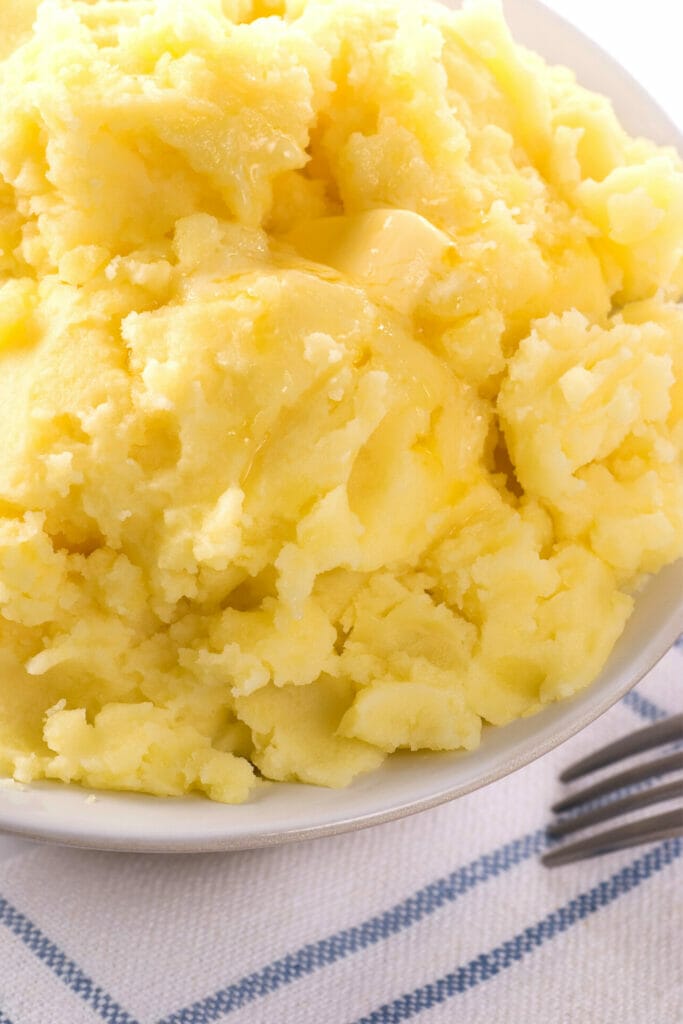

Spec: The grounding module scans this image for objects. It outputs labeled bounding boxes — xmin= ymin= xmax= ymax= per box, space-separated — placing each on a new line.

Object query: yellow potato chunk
xmin=0 ymin=0 xmax=681 ymax=802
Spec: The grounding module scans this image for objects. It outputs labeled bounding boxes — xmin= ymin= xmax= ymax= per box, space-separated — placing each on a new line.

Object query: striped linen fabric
xmin=0 ymin=641 xmax=680 ymax=1024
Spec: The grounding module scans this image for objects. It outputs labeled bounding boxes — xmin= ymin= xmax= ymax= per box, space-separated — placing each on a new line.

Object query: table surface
xmin=0 ymin=0 xmax=680 ymax=866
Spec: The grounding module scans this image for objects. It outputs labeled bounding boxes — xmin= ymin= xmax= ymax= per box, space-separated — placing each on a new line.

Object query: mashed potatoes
xmin=0 ymin=0 xmax=681 ymax=803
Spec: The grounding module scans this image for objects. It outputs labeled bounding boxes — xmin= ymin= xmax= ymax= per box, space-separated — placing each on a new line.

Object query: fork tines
xmin=543 ymin=713 xmax=683 ymax=868
xmin=559 ymin=715 xmax=683 ymax=782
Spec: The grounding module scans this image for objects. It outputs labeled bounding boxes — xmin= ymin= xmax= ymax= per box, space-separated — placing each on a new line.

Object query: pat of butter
xmin=285 ymin=209 xmax=457 ymax=316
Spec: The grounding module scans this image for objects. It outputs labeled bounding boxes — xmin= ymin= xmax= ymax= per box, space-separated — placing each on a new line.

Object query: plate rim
xmin=1 ymin=0 xmax=682 ymax=853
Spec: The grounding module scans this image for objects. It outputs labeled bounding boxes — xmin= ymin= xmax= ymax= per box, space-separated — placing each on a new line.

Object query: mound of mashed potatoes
xmin=0 ymin=0 xmax=681 ymax=803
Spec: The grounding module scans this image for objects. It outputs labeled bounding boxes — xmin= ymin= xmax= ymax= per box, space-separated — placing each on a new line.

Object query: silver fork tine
xmin=547 ymin=779 xmax=683 ymax=839
xmin=542 ymin=809 xmax=683 ymax=868
xmin=560 ymin=713 xmax=683 ymax=782
xmin=552 ymin=750 xmax=683 ymax=813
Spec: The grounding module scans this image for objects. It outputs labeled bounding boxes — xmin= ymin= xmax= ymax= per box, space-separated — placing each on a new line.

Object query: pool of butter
xmin=0 ymin=0 xmax=681 ymax=802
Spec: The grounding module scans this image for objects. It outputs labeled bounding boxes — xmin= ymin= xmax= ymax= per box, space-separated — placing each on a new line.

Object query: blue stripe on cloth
xmin=352 ymin=837 xmax=683 ymax=1024
xmin=0 ymin=1013 xmax=15 ymax=1024
xmin=622 ymin=690 xmax=669 ymax=722
xmin=0 ymin=895 xmax=138 ymax=1024
xmin=156 ymin=830 xmax=549 ymax=1024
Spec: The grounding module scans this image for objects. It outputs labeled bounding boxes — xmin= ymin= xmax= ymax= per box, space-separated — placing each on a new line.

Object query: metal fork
xmin=542 ymin=713 xmax=683 ymax=868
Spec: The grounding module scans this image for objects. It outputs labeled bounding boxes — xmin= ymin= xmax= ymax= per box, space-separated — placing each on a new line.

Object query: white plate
xmin=1 ymin=0 xmax=682 ymax=852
